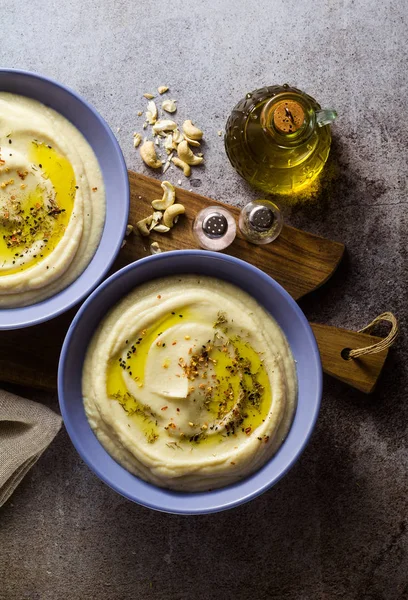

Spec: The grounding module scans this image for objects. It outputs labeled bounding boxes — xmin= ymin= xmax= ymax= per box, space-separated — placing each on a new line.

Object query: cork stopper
xmin=273 ymin=100 xmax=305 ymax=134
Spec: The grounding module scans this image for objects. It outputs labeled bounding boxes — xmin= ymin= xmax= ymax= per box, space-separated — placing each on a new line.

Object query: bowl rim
xmin=0 ymin=68 xmax=129 ymax=329
xmin=58 ymin=250 xmax=323 ymax=514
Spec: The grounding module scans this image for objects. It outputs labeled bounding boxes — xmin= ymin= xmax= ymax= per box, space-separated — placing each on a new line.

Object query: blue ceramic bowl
xmin=58 ymin=251 xmax=322 ymax=515
xmin=0 ymin=69 xmax=129 ymax=329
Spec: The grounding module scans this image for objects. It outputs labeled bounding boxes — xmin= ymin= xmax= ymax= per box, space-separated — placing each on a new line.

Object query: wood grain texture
xmin=0 ymin=171 xmax=384 ymax=394
xmin=118 ymin=172 xmax=345 ymax=301
xmin=310 ymin=323 xmax=389 ymax=393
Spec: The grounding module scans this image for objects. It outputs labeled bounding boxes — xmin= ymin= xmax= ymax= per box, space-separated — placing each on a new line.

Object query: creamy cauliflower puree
xmin=0 ymin=93 xmax=105 ymax=307
xmin=83 ymin=275 xmax=297 ymax=491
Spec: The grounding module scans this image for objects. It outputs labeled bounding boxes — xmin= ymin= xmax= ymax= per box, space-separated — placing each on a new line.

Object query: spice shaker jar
xmin=193 ymin=206 xmax=236 ymax=251
xmin=239 ymin=199 xmax=283 ymax=245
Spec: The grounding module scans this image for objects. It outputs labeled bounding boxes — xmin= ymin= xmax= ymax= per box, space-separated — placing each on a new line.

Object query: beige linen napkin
xmin=0 ymin=388 xmax=62 ymax=507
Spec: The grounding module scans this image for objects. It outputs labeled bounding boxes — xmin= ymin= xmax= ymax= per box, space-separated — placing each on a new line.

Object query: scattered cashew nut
xmin=164 ymin=133 xmax=174 ymax=152
xmin=153 ymin=224 xmax=171 ymax=233
xmin=177 ymin=140 xmax=204 ymax=166
xmin=184 ymin=135 xmax=200 ymax=147
xmin=158 ymin=86 xmax=169 ymax=94
xmin=146 ymin=100 xmax=158 ymax=125
xmin=162 ymin=99 xmax=177 ymax=113
xmin=140 ymin=141 xmax=162 ymax=169
xmin=163 ymin=203 xmax=185 ymax=228
xmin=136 ymin=215 xmax=153 ymax=236
xmin=151 ymin=181 xmax=176 ymax=210
xmin=162 ymin=153 xmax=173 ymax=173
xmin=133 ymin=133 xmax=142 ymax=147
xmin=150 ymin=242 xmax=162 ymax=254
xmin=172 ymin=129 xmax=184 ymax=145
xmin=149 ymin=211 xmax=163 ymax=230
xmin=152 ymin=119 xmax=178 ymax=134
xmin=172 ymin=156 xmax=191 ymax=177
xmin=143 ymin=93 xmax=155 ymax=99
xmin=182 ymin=120 xmax=203 ymax=141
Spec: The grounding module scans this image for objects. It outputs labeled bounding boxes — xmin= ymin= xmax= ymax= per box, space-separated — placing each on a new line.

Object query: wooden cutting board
xmin=0 ymin=171 xmax=389 ymax=393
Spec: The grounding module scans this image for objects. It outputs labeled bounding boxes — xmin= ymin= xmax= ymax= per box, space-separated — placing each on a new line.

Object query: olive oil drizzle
xmin=106 ymin=310 xmax=272 ymax=447
xmin=0 ymin=140 xmax=76 ymax=275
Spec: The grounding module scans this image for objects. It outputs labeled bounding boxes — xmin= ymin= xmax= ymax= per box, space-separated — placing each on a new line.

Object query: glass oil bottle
xmin=224 ymin=84 xmax=337 ymax=197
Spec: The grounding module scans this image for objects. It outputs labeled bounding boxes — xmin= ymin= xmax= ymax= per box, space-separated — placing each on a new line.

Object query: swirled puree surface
xmin=0 ymin=93 xmax=105 ymax=307
xmin=83 ymin=276 xmax=297 ymax=491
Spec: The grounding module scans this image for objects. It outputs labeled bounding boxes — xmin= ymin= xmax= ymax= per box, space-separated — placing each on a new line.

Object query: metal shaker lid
xmin=248 ymin=205 xmax=275 ymax=231
xmin=202 ymin=212 xmax=229 ymax=239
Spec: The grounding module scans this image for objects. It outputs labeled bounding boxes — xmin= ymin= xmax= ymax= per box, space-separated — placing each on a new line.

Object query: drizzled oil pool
xmin=106 ymin=310 xmax=272 ymax=447
xmin=0 ymin=141 xmax=76 ymax=275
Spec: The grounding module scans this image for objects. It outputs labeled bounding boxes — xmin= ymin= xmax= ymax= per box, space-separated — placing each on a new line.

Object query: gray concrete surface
xmin=1 ymin=0 xmax=408 ymax=598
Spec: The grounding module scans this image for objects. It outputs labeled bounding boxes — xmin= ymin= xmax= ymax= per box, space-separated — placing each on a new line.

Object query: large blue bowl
xmin=0 ymin=69 xmax=129 ymax=329
xmin=58 ymin=251 xmax=322 ymax=515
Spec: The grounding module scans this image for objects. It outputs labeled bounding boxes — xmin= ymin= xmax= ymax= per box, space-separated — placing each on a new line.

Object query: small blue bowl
xmin=0 ymin=69 xmax=129 ymax=329
xmin=58 ymin=251 xmax=322 ymax=515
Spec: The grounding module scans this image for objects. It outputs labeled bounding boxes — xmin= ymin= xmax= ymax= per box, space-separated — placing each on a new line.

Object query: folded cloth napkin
xmin=0 ymin=388 xmax=62 ymax=507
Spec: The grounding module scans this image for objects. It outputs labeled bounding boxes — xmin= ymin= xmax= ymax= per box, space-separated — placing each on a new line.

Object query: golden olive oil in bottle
xmin=225 ymin=84 xmax=337 ymax=196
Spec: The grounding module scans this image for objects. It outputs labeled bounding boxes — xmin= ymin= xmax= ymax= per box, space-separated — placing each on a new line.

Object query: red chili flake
xmin=172 ymin=341 xmax=177 ymax=346
xmin=264 ymin=435 xmax=270 ymax=443
xmin=245 ymin=427 xmax=252 ymax=435
xmin=157 ymin=295 xmax=161 ymax=299
xmin=161 ymin=406 xmax=168 ymax=411
xmin=176 ymin=408 xmax=180 ymax=412
xmin=92 ymin=187 xmax=98 ymax=191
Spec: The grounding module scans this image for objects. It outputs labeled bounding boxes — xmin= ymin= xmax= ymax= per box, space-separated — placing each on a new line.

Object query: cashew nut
xmin=172 ymin=156 xmax=191 ymax=177
xmin=172 ymin=129 xmax=184 ymax=145
xmin=153 ymin=224 xmax=171 ymax=233
xmin=149 ymin=211 xmax=163 ymax=231
xmin=162 ymin=99 xmax=177 ymax=113
xmin=158 ymin=86 xmax=169 ymax=94
xmin=133 ymin=133 xmax=142 ymax=148
xmin=162 ymin=153 xmax=173 ymax=174
xmin=136 ymin=215 xmax=153 ymax=236
xmin=150 ymin=242 xmax=162 ymax=254
xmin=152 ymin=120 xmax=177 ymax=134
xmin=163 ymin=203 xmax=185 ymax=228
xmin=182 ymin=120 xmax=203 ymax=141
xmin=184 ymin=135 xmax=200 ymax=147
xmin=164 ymin=133 xmax=174 ymax=153
xmin=143 ymin=93 xmax=155 ymax=99
xmin=140 ymin=141 xmax=162 ymax=169
xmin=151 ymin=181 xmax=175 ymax=210
xmin=177 ymin=140 xmax=204 ymax=166
xmin=146 ymin=100 xmax=158 ymax=125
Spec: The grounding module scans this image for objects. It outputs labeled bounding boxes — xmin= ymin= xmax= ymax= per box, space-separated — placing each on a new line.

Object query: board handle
xmin=310 ymin=315 xmax=397 ymax=393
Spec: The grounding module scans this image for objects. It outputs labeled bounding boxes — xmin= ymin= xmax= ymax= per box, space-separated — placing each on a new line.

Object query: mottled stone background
xmin=1 ymin=1 xmax=407 ymax=598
